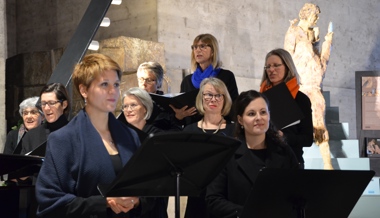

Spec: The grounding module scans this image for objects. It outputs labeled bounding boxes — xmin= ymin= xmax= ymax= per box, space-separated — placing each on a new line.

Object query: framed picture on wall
xmin=361 ymin=76 xmax=380 ymax=130
xmin=356 ymin=71 xmax=380 ymax=158
xmin=366 ymin=138 xmax=380 ymax=157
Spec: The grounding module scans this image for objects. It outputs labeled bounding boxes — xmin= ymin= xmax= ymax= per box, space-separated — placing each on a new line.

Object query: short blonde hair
xmin=190 ymin=33 xmax=222 ymax=72
xmin=72 ymin=53 xmax=122 ymax=99
xmin=195 ymin=77 xmax=232 ymax=116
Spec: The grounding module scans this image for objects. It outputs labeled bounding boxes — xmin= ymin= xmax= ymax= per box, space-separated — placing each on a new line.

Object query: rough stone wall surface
xmin=71 ymin=36 xmax=166 ymax=118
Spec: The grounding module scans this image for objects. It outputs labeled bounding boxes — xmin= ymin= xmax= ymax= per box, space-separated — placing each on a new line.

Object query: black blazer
xmin=206 ymin=137 xmax=299 ymax=218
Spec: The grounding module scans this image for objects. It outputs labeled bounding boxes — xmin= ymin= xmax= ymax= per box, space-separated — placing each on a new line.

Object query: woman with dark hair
xmin=260 ymin=48 xmax=313 ymax=169
xmin=206 ymin=90 xmax=298 ymax=218
xmin=21 ymin=83 xmax=69 ymax=154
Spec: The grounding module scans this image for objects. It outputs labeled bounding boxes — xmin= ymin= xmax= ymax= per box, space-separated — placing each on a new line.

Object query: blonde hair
xmin=195 ymin=77 xmax=232 ymax=116
xmin=72 ymin=53 xmax=122 ymax=99
xmin=190 ymin=33 xmax=222 ymax=72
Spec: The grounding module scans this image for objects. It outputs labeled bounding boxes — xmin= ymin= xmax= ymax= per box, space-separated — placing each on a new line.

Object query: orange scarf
xmin=259 ymin=77 xmax=299 ymax=99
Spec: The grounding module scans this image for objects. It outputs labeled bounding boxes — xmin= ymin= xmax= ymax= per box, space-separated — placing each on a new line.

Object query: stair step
xmin=325 ymin=106 xmax=340 ymax=124
xmin=303 ymin=140 xmax=360 ymax=158
xmin=304 ymin=157 xmax=370 ymax=170
xmin=326 ymin=122 xmax=349 ymax=140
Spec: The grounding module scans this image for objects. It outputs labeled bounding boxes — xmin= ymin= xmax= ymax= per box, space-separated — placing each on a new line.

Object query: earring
xmin=241 ymin=125 xmax=244 ymax=129
xmin=84 ymin=98 xmax=87 ymax=105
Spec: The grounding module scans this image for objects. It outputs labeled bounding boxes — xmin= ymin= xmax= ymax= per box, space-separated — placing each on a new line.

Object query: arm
xmin=282 ymin=93 xmax=314 ymax=148
xmin=320 ymin=31 xmax=333 ymax=73
xmin=206 ymin=167 xmax=242 ymax=218
xmin=284 ymin=25 xmax=297 ymax=56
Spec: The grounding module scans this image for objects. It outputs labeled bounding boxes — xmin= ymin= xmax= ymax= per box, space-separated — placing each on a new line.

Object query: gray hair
xmin=122 ymin=87 xmax=153 ymax=120
xmin=137 ymin=62 xmax=164 ymax=89
xmin=19 ymin=96 xmax=43 ymax=116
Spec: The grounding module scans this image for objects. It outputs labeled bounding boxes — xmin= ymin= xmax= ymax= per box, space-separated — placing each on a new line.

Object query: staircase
xmin=302 ymin=91 xmax=380 ymax=217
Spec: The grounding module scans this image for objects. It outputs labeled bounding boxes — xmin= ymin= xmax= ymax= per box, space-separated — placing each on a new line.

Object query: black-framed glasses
xmin=264 ymin=63 xmax=283 ymax=70
xmin=22 ymin=109 xmax=40 ymax=116
xmin=203 ymin=93 xmax=224 ymax=101
xmin=122 ymin=104 xmax=140 ymax=111
xmin=191 ymin=44 xmax=210 ymax=51
xmin=39 ymin=100 xmax=63 ymax=108
xmin=138 ymin=77 xmax=156 ymax=84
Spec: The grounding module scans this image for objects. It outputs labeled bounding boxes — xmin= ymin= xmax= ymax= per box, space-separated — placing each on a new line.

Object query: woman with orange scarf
xmin=260 ymin=48 xmax=313 ymax=169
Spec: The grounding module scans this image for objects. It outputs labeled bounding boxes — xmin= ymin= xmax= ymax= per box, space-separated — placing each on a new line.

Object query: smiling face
xmin=136 ymin=69 xmax=158 ymax=93
xmin=202 ymin=83 xmax=224 ymax=115
xmin=40 ymin=92 xmax=67 ymax=123
xmin=193 ymin=40 xmax=213 ymax=69
xmin=238 ymin=97 xmax=270 ymax=137
xmin=80 ymin=69 xmax=120 ymax=114
xmin=265 ymin=54 xmax=286 ymax=86
xmin=122 ymin=95 xmax=147 ymax=126
xmin=22 ymin=107 xmax=43 ymax=130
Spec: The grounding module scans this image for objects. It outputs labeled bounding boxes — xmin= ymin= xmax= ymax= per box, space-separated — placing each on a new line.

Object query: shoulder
xmin=143 ymin=124 xmax=163 ymax=135
xmin=218 ymin=69 xmax=235 ymax=78
xmin=183 ymin=122 xmax=199 ymax=132
xmin=295 ymin=91 xmax=312 ymax=106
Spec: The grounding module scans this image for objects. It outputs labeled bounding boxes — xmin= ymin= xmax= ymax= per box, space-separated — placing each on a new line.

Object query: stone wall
xmin=4 ymin=0 xmax=380 ymax=141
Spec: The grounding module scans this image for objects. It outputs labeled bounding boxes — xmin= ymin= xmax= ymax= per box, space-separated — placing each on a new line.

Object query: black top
xmin=147 ymin=101 xmax=182 ymax=132
xmin=205 ymin=137 xmax=299 ymax=218
xmin=180 ymin=69 xmax=239 ymax=126
xmin=4 ymin=128 xmax=25 ymax=154
xmin=281 ymin=91 xmax=314 ymax=164
xmin=183 ymin=120 xmax=235 ymax=218
xmin=21 ymin=114 xmax=68 ymax=155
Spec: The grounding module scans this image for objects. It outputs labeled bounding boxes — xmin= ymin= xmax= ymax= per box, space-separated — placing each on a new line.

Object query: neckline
xmin=201 ymin=117 xmax=224 ymax=134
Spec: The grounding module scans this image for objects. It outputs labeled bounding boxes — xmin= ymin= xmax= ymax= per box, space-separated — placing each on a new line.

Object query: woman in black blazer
xmin=206 ymin=90 xmax=299 ymax=218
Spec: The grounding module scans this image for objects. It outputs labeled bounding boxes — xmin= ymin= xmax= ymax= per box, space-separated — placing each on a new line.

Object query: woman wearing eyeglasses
xmin=171 ymin=33 xmax=238 ymax=126
xmin=21 ymin=83 xmax=69 ymax=155
xmin=122 ymin=87 xmax=163 ymax=135
xmin=4 ymin=96 xmax=44 ymax=154
xmin=133 ymin=62 xmax=182 ymax=131
xmin=183 ymin=77 xmax=234 ymax=218
xmin=259 ymin=48 xmax=313 ymax=169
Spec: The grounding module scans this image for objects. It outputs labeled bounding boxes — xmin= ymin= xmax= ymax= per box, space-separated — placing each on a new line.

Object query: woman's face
xmin=193 ymin=40 xmax=213 ymax=68
xmin=238 ymin=97 xmax=270 ymax=137
xmin=80 ymin=69 xmax=120 ymax=113
xmin=265 ymin=55 xmax=286 ymax=86
xmin=22 ymin=107 xmax=43 ymax=130
xmin=202 ymin=83 xmax=224 ymax=115
xmin=123 ymin=95 xmax=147 ymax=126
xmin=137 ymin=69 xmax=158 ymax=93
xmin=40 ymin=92 xmax=67 ymax=123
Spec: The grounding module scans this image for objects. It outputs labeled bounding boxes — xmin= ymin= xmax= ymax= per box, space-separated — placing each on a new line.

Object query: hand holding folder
xmin=262 ymin=83 xmax=304 ymax=130
xmin=149 ymin=89 xmax=199 ymax=112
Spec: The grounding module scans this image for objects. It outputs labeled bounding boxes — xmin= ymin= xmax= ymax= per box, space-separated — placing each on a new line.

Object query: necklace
xmin=201 ymin=117 xmax=224 ymax=134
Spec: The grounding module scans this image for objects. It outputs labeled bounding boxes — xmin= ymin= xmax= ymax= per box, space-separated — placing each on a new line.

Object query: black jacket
xmin=206 ymin=137 xmax=299 ymax=218
xmin=281 ymin=91 xmax=314 ymax=164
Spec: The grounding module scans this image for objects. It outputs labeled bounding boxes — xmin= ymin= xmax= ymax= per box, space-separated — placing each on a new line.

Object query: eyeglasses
xmin=138 ymin=77 xmax=156 ymax=84
xmin=122 ymin=104 xmax=140 ymax=111
xmin=39 ymin=100 xmax=63 ymax=108
xmin=191 ymin=44 xmax=210 ymax=51
xmin=264 ymin=64 xmax=283 ymax=70
xmin=22 ymin=110 xmax=40 ymax=116
xmin=203 ymin=93 xmax=224 ymax=101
